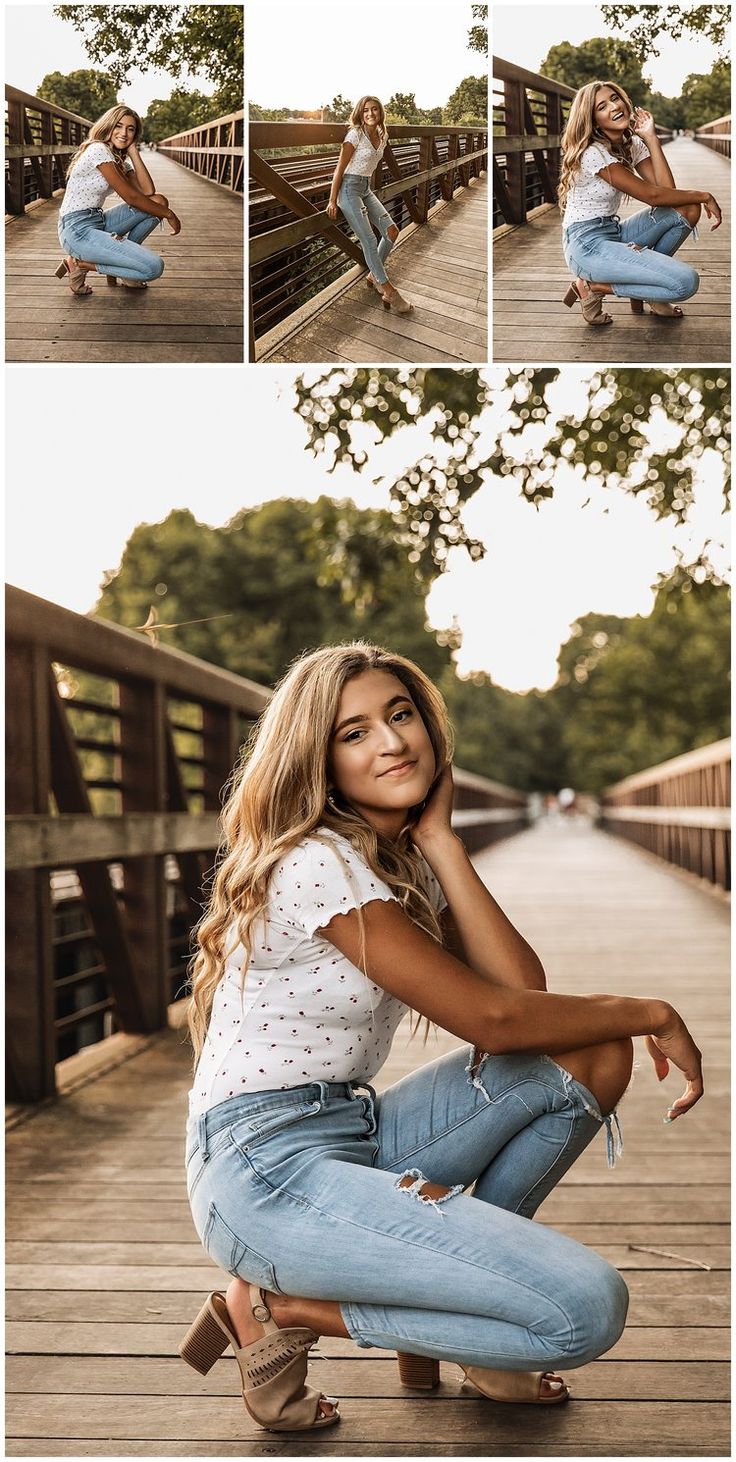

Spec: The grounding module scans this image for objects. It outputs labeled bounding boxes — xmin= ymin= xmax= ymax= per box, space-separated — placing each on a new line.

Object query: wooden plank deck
xmin=5 ymin=153 xmax=244 ymax=364
xmin=261 ymin=177 xmax=487 ymax=365
xmin=493 ymin=138 xmax=731 ymax=363
xmin=6 ymin=819 xmax=729 ymax=1456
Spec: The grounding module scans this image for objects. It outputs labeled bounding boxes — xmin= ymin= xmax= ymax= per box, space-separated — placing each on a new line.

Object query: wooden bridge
xmin=492 ymin=59 xmax=731 ymax=364
xmin=5 ymin=588 xmax=730 ymax=1455
xmin=5 ymin=88 xmax=244 ymax=364
xmin=249 ymin=121 xmax=487 ymax=364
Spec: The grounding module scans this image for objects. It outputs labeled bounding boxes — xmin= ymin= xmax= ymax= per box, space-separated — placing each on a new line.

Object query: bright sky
xmin=5 ymin=369 xmax=729 ymax=694
xmin=493 ymin=3 xmax=729 ymax=96
xmin=5 ymin=3 xmax=215 ymax=114
xmin=249 ymin=0 xmax=485 ymax=110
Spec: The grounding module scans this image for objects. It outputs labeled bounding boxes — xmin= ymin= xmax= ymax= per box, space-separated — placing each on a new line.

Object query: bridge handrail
xmin=5 ymin=584 xmax=523 ymax=1101
xmin=5 ymin=84 xmax=91 ymax=215
xmin=249 ymin=120 xmax=488 ymax=351
xmin=600 ymin=738 xmax=730 ymax=890
xmin=157 ymin=108 xmax=244 ymax=193
xmin=695 ymin=113 xmax=731 ymax=159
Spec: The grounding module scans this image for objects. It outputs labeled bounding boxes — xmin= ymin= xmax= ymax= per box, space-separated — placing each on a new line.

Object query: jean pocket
xmin=202 ymin=1201 xmax=279 ymax=1286
xmin=230 ymin=1100 xmax=321 ymax=1155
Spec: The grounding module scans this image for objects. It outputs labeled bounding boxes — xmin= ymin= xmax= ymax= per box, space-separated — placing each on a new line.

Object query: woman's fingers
xmin=664 ymin=1077 xmax=704 ymax=1121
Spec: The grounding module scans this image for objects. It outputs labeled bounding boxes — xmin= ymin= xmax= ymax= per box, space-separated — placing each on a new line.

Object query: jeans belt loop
xmin=197 ymin=1113 xmax=209 ymax=1159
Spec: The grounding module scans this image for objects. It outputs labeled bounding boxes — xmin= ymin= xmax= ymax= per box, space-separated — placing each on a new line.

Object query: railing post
xmin=417 ymin=134 xmax=432 ymax=220
xmin=6 ymin=96 xmax=25 ymax=215
xmin=504 ymin=76 xmax=526 ymax=224
xmin=546 ymin=90 xmax=563 ymax=194
xmin=6 ymin=641 xmax=56 ymax=1101
xmin=40 ymin=105 xmax=53 ymax=197
xmin=119 ymin=679 xmax=170 ymax=1030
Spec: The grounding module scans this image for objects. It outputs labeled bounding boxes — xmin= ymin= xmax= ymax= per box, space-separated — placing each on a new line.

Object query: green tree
xmin=601 ymin=4 xmax=730 ymax=62
xmin=540 ymin=37 xmax=650 ymax=103
xmin=385 ymin=92 xmax=419 ymax=123
xmin=292 ymin=367 xmax=731 ymax=581
xmin=323 ymin=94 xmax=353 ymax=122
xmin=444 ymin=75 xmax=488 ymax=126
xmin=468 ymin=3 xmax=488 ymax=57
xmin=648 ymin=92 xmax=685 ymax=131
xmin=681 ymin=61 xmax=731 ymax=129
xmin=54 ymin=4 xmax=243 ymax=112
xmin=37 ymin=67 xmax=118 ymax=120
xmin=143 ymin=87 xmax=215 ymax=142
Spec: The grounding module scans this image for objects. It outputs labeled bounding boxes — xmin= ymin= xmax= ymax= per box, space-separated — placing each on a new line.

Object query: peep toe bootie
xmin=179 ymin=1287 xmax=340 ymax=1432
xmin=397 ymin=1351 xmax=569 ymax=1404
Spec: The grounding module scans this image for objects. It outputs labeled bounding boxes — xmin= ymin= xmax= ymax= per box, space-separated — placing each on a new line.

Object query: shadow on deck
xmin=493 ymin=138 xmax=731 ymax=363
xmin=5 ymin=152 xmax=244 ymax=364
xmin=260 ymin=177 xmax=487 ymax=365
xmin=6 ymin=820 xmax=729 ymax=1456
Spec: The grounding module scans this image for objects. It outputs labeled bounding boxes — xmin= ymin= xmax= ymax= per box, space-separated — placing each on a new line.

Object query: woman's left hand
xmin=411 ymin=763 xmax=455 ymax=848
xmin=631 ymin=108 xmax=656 ymax=139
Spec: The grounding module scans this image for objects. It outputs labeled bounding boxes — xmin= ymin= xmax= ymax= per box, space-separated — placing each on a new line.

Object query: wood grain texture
xmin=5 ymin=153 xmax=244 ymax=363
xmin=5 ymin=819 xmax=729 ymax=1455
xmin=261 ymin=178 xmax=487 ymax=365
xmin=493 ymin=137 xmax=730 ymax=363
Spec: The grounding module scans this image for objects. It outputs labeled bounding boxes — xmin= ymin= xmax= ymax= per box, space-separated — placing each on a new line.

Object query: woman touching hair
xmin=559 ymin=80 xmax=721 ymax=326
xmin=54 ymin=104 xmax=182 ymax=296
xmin=326 ymin=96 xmax=413 ymax=314
xmin=180 ymin=643 xmax=703 ymax=1434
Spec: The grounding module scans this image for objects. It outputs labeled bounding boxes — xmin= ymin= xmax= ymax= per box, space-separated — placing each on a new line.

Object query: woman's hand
xmin=646 ymin=1007 xmax=703 ymax=1120
xmin=703 ymin=193 xmax=722 ymax=229
xmin=326 ymin=200 xmax=338 ymax=220
xmin=411 ymin=763 xmax=455 ymax=850
xmin=631 ymin=107 xmax=656 ymax=140
xmin=166 ymin=209 xmax=182 ymax=235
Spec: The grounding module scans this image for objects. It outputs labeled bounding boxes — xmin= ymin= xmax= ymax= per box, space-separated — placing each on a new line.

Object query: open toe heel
xmin=396 ymin=1352 xmax=440 ymax=1389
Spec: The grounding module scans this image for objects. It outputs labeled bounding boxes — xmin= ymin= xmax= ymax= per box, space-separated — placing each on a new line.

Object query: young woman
xmin=559 ymin=81 xmax=721 ymax=326
xmin=180 ymin=644 xmax=703 ymax=1434
xmin=54 ymin=104 xmax=182 ymax=296
xmin=326 ymin=96 xmax=413 ymax=315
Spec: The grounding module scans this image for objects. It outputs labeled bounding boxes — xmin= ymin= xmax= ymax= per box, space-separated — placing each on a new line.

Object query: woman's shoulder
xmin=580 ymin=140 xmax=615 ymax=169
xmin=344 ymin=125 xmax=361 ymax=145
xmin=85 ymin=140 xmax=115 ymax=167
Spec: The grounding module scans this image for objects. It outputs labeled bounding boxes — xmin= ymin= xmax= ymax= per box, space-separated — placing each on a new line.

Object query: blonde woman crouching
xmin=559 ymin=80 xmax=721 ymax=326
xmin=54 ymin=104 xmax=182 ymax=295
xmin=180 ymin=643 xmax=702 ymax=1434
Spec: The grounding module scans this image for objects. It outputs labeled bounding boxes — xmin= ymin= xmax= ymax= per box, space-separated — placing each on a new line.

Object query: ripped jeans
xmin=563 ymin=206 xmax=699 ymax=302
xmin=338 ymin=173 xmax=396 ymax=286
xmin=185 ymin=1046 xmax=629 ymax=1370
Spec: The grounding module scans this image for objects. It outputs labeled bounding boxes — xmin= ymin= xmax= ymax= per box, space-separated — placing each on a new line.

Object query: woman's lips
xmin=380 ymin=760 xmax=417 ymax=777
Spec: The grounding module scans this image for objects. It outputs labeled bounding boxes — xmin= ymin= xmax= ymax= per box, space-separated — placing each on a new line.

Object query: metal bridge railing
xmin=5 ymin=84 xmax=90 ymax=215
xmin=157 ymin=109 xmax=244 ymax=192
xmin=600 ymin=739 xmax=731 ymax=892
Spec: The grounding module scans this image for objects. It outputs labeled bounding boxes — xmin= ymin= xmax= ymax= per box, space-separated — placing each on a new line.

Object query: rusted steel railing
xmin=249 ymin=121 xmax=488 ymax=348
xmin=6 ymin=584 xmax=525 ymax=1101
xmin=5 ymin=84 xmax=90 ymax=215
xmin=695 ymin=114 xmax=731 ymax=159
xmin=600 ymin=740 xmax=731 ymax=891
xmin=158 ymin=109 xmax=244 ymax=192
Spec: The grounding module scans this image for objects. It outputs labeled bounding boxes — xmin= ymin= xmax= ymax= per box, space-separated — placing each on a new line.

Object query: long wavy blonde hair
xmin=558 ymin=80 xmax=636 ymax=214
xmin=188 ymin=643 xmax=453 ymax=1062
xmin=350 ymin=95 xmax=388 ymax=142
xmin=67 ymin=103 xmax=142 ymax=178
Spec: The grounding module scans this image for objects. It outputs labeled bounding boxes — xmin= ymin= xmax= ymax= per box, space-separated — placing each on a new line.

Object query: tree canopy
xmin=54 ymin=4 xmax=243 ymax=113
xmin=292 ymin=367 xmax=730 ymax=580
xmin=540 ymin=37 xmax=650 ymax=105
xmin=681 ymin=61 xmax=731 ymax=128
xmin=600 ymin=3 xmax=730 ymax=61
xmin=445 ymin=75 xmax=488 ymax=126
xmin=143 ymin=87 xmax=216 ymax=143
xmin=467 ymin=3 xmax=488 ymax=57
xmin=37 ymin=67 xmax=118 ymax=120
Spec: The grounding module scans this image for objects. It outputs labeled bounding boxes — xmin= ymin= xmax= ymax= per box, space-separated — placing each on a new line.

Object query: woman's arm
xmin=319 ymin=897 xmax=703 ymax=1119
xmin=326 ymin=141 xmax=355 ymax=219
xmin=630 ymin=109 xmax=675 ymax=188
xmin=600 ymin=160 xmax=721 ymax=228
xmin=124 ymin=141 xmax=155 ymax=195
xmin=97 ymin=162 xmax=182 ymax=231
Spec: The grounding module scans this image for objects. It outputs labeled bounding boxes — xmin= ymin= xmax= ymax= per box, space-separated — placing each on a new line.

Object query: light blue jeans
xmin=185 ymin=1046 xmax=629 ymax=1370
xmin=338 ymin=174 xmax=396 ymax=286
xmin=58 ymin=204 xmax=164 ymax=281
xmin=563 ymin=206 xmax=699 ymax=302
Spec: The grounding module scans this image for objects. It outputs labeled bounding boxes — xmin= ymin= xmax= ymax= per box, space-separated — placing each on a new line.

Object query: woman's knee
xmin=558 ymin=1037 xmax=633 ymax=1117
xmin=677 ymin=201 xmax=701 ymax=228
xmin=145 ymin=253 xmax=165 ymax=280
xmin=566 ymin=1257 xmax=629 ymax=1365
xmin=673 ymin=264 xmax=699 ymax=301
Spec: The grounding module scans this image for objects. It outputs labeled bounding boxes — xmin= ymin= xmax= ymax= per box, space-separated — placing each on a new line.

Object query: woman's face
xmin=362 ymin=100 xmax=381 ymax=129
xmin=593 ymin=87 xmax=631 ymax=139
xmin=330 ymin=669 xmax=437 ymax=835
xmin=111 ymin=115 xmax=138 ymax=151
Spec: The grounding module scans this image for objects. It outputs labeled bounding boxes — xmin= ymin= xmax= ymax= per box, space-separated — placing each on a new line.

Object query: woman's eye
xmin=344 ymin=729 xmax=364 ymax=743
xmin=392 ymin=709 xmax=412 ymax=723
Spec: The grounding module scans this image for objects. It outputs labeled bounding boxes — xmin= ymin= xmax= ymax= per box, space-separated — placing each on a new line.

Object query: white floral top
xmin=562 ymin=136 xmax=650 ymax=227
xmin=189 ymin=828 xmax=447 ymax=1115
xmin=343 ymin=124 xmax=388 ymax=177
xmin=59 ymin=142 xmax=134 ymax=218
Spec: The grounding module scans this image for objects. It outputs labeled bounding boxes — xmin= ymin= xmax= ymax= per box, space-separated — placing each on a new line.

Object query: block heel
xmin=630 ymin=299 xmax=644 ymax=314
xmin=396 ymin=1351 xmax=440 ymax=1389
xmin=179 ymin=1297 xmax=231 ymax=1375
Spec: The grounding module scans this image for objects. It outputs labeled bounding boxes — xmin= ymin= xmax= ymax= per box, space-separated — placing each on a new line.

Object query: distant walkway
xmin=5 ymin=153 xmax=243 ymax=364
xmin=262 ymin=178 xmax=487 ymax=364
xmin=493 ymin=138 xmax=730 ymax=363
xmin=6 ymin=820 xmax=729 ymax=1455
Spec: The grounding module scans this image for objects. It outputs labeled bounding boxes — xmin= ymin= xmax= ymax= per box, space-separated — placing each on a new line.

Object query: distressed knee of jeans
xmin=395 ymin=1168 xmax=463 ymax=1217
xmin=626 ymin=242 xmax=643 ymax=252
xmin=540 ymin=1053 xmax=603 ymax=1123
xmin=466 ymin=1047 xmax=492 ymax=1102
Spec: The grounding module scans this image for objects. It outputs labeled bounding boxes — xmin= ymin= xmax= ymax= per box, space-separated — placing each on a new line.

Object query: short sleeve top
xmin=562 ymin=136 xmax=650 ymax=228
xmin=59 ymin=142 xmax=134 ymax=218
xmin=188 ymin=829 xmax=447 ymax=1116
xmin=343 ymin=125 xmax=388 ymax=177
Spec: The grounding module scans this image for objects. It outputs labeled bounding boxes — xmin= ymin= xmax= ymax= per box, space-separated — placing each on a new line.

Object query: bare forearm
xmin=415 ymin=831 xmax=547 ymax=991
xmin=486 ymin=988 xmax=669 ymax=1057
xmin=128 ymin=149 xmax=155 ymax=194
xmin=641 ymin=134 xmax=675 ymax=188
xmin=329 ymin=163 xmax=347 ymax=203
xmin=119 ymin=186 xmax=169 ymax=218
xmin=649 ymin=182 xmax=706 ymax=207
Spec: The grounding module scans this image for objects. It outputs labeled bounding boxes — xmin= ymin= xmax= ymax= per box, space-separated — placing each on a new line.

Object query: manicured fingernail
xmin=663 ymin=1114 xmax=674 ymax=1123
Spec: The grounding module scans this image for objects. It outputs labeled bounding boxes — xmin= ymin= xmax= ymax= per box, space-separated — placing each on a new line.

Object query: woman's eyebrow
xmin=334 ymin=695 xmax=412 ymax=735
